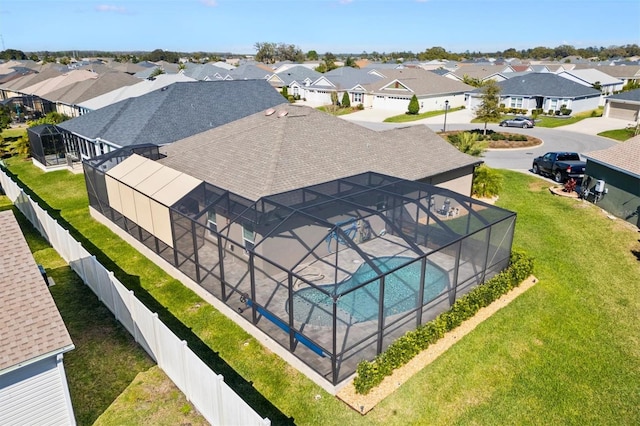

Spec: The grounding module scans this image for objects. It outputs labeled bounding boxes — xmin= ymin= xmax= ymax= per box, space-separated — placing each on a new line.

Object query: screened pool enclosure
xmin=84 ymin=147 xmax=516 ymax=387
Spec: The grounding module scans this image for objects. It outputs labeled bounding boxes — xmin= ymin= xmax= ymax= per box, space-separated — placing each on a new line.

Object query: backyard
xmin=2 ymin=157 xmax=639 ymax=425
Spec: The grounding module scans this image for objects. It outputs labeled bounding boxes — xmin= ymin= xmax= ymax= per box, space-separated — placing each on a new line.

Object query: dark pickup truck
xmin=532 ymin=152 xmax=586 ymax=183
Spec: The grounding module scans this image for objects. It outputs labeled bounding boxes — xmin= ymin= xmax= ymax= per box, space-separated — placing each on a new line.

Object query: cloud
xmin=95 ymin=4 xmax=127 ymax=14
xmin=200 ymin=0 xmax=218 ymax=6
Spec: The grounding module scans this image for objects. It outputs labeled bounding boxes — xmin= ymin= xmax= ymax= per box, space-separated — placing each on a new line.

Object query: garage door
xmin=608 ymin=102 xmax=639 ymax=121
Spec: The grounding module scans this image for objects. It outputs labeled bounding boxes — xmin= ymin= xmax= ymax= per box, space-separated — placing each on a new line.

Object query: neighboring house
xmin=82 ymin=103 xmax=515 ymax=390
xmin=0 ymin=210 xmax=76 ymax=425
xmin=583 ymin=135 xmax=640 ymax=228
xmin=267 ymin=65 xmax=322 ymax=96
xmin=557 ymin=68 xmax=624 ymax=99
xmin=182 ymin=63 xmax=233 ymax=81
xmin=56 ymin=79 xmax=286 ymax=162
xmin=596 ymin=65 xmax=640 ymax=87
xmin=226 ymin=63 xmax=273 ymax=80
xmin=450 ymin=64 xmax=508 ymax=83
xmin=0 ymin=68 xmax=63 ymax=101
xmin=466 ymin=73 xmax=602 ymax=114
xmin=77 ymin=73 xmax=196 ymax=113
xmin=603 ymin=88 xmax=640 ymax=122
xmin=42 ymin=71 xmax=141 ymax=117
xmin=303 ymin=67 xmax=383 ymax=106
xmin=362 ymin=68 xmax=475 ymax=112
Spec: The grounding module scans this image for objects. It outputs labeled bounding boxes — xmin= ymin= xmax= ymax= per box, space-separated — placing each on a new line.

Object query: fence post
xmin=129 ymin=290 xmax=139 ymax=344
xmin=214 ymin=374 xmax=224 ymax=426
xmin=180 ymin=340 xmax=190 ymax=401
xmin=152 ymin=312 xmax=161 ymax=366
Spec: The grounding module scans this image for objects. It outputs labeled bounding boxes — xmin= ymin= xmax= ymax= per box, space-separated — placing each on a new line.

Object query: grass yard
xmin=0 ymin=197 xmax=207 ymax=426
xmin=471 ymin=108 xmax=603 ymax=128
xmin=383 ymin=106 xmax=464 ymax=123
xmin=598 ymin=128 xmax=637 ymax=141
xmin=3 ymin=157 xmax=640 ymax=425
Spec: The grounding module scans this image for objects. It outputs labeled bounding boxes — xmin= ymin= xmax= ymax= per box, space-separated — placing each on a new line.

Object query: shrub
xmin=341 ymin=92 xmax=351 ymax=108
xmin=561 ymin=109 xmax=572 ymax=116
xmin=548 ymin=109 xmax=554 ymax=115
xmin=563 ymin=178 xmax=577 ymax=193
xmin=357 ymin=103 xmax=364 ymax=110
xmin=407 ymin=95 xmax=420 ymax=115
xmin=281 ymin=86 xmax=288 ymax=99
xmin=353 ymin=250 xmax=534 ymax=394
xmin=472 ymin=164 xmax=503 ymax=198
xmin=447 ymin=131 xmax=488 ymax=157
xmin=287 ymin=95 xmax=295 ymax=103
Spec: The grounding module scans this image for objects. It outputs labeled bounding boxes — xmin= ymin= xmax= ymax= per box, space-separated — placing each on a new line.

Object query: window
xmin=207 ymin=211 xmax=217 ymax=234
xmin=510 ymin=97 xmax=523 ymax=108
xmin=243 ymin=225 xmax=255 ymax=255
xmin=353 ymin=92 xmax=363 ymax=103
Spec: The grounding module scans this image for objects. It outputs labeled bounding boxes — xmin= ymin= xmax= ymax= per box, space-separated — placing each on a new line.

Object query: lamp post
xmin=443 ymin=100 xmax=449 ymax=132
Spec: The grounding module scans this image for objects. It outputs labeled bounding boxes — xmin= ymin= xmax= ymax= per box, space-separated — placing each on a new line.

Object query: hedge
xmin=353 ymin=250 xmax=534 ymax=394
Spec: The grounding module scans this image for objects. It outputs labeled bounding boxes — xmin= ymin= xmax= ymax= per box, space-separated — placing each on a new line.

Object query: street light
xmin=443 ymin=100 xmax=449 ymax=132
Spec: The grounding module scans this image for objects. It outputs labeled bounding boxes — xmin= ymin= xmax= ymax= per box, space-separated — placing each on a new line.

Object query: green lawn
xmin=598 ymin=128 xmax=637 ymax=141
xmin=3 ymin=157 xmax=640 ymax=425
xmin=471 ymin=108 xmax=603 ymax=128
xmin=1 ymin=127 xmax=28 ymax=139
xmin=384 ymin=106 xmax=464 ymax=123
xmin=0 ymin=197 xmax=207 ymax=426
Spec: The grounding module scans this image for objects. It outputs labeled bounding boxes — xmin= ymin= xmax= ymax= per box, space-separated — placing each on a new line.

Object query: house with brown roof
xmin=583 ymin=135 xmax=640 ymax=227
xmin=81 ymin=102 xmax=515 ymax=391
xmin=362 ymin=68 xmax=475 ymax=113
xmin=0 ymin=210 xmax=75 ymax=424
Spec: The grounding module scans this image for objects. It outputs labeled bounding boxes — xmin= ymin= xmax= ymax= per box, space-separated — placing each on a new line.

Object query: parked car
xmin=532 ymin=152 xmax=586 ymax=183
xmin=499 ymin=116 xmax=535 ymax=128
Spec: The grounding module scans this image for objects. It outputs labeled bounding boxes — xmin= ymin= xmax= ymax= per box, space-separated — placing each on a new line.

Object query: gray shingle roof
xmin=585 ymin=135 xmax=640 ymax=177
xmin=608 ymin=88 xmax=640 ymax=103
xmin=57 ymin=80 xmax=286 ymax=147
xmin=274 ymin=65 xmax=322 ymax=85
xmin=471 ymin=73 xmax=601 ymax=98
xmin=0 ymin=210 xmax=74 ymax=371
xmin=158 ymin=103 xmax=480 ymax=200
xmin=308 ymin=67 xmax=383 ymax=90
xmin=226 ymin=63 xmax=272 ymax=80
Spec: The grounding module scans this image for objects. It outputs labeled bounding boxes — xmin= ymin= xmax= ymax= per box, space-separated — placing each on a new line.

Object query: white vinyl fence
xmin=0 ymin=167 xmax=270 ymax=426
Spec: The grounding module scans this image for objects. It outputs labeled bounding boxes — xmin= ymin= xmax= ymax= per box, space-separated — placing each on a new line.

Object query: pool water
xmin=290 ymin=256 xmax=448 ymax=326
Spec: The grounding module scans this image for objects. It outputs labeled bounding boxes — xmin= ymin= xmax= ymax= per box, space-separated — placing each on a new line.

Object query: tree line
xmin=2 ymin=43 xmax=639 ymax=64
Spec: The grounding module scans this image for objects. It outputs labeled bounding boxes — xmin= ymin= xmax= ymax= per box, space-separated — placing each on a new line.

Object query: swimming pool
xmin=290 ymin=256 xmax=448 ymax=326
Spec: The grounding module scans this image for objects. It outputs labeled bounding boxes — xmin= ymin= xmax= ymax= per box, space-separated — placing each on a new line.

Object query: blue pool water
xmin=290 ymin=256 xmax=448 ymax=326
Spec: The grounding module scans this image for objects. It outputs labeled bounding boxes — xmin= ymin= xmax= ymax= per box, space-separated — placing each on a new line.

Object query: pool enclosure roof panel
xmin=106 ymin=153 xmax=203 ymax=207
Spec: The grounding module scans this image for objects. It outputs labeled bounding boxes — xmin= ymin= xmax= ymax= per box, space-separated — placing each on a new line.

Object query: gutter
xmin=0 ymin=344 xmax=76 ymax=376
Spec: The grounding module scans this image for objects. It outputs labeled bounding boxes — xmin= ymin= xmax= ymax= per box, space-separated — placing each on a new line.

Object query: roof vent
xmin=161 ymin=86 xmax=168 ymax=91
xmin=265 ymin=108 xmax=276 ymax=116
xmin=277 ymin=110 xmax=289 ymax=118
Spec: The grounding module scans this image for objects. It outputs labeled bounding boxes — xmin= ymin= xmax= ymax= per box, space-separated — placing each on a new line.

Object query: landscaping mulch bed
xmin=439 ymin=131 xmax=542 ymax=149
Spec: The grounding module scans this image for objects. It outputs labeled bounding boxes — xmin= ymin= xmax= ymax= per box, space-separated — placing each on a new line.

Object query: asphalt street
xmin=343 ymin=119 xmax=618 ymax=178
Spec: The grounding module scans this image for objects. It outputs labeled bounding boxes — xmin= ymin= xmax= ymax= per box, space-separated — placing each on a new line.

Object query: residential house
xmin=82 ymin=103 xmax=515 ymax=390
xmin=0 ymin=210 xmax=75 ymax=425
xmin=42 ymin=71 xmax=141 ymax=117
xmin=267 ymin=65 xmax=322 ymax=97
xmin=465 ymin=73 xmax=602 ymax=114
xmin=56 ymin=79 xmax=286 ymax=162
xmin=362 ymin=68 xmax=475 ymax=112
xmin=182 ymin=63 xmax=233 ymax=81
xmin=557 ymin=68 xmax=624 ymax=99
xmin=303 ymin=67 xmax=383 ymax=106
xmin=603 ymin=88 xmax=640 ymax=121
xmin=450 ymin=64 xmax=508 ymax=84
xmin=77 ymin=73 xmax=196 ymax=113
xmin=596 ymin=65 xmax=640 ymax=87
xmin=583 ymin=135 xmax=640 ymax=227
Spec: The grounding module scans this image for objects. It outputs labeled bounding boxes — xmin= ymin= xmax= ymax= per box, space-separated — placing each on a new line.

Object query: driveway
xmin=340 ymin=110 xmax=623 ymax=174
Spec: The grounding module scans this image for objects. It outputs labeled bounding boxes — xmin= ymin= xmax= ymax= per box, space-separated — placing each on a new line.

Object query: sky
xmin=1 ymin=0 xmax=639 ymax=55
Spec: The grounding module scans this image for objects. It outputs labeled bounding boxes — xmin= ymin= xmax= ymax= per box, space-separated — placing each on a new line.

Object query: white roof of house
xmin=559 ymin=68 xmax=624 ymax=86
xmin=78 ymin=73 xmax=196 ymax=111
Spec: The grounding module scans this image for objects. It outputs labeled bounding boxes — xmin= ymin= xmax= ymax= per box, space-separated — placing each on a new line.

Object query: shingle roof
xmin=158 ymin=103 xmax=481 ymax=200
xmin=2 ymin=67 xmax=64 ymax=91
xmin=41 ymin=71 xmax=141 ymax=104
xmin=596 ymin=65 xmax=640 ymax=79
xmin=274 ymin=65 xmax=322 ymax=85
xmin=58 ymin=80 xmax=286 ymax=147
xmin=364 ymin=68 xmax=474 ymax=96
xmin=226 ymin=63 xmax=272 ymax=80
xmin=308 ymin=67 xmax=383 ymax=90
xmin=585 ymin=135 xmax=640 ymax=177
xmin=0 ymin=210 xmax=74 ymax=372
xmin=77 ymin=73 xmax=196 ymax=111
xmin=18 ymin=69 xmax=98 ymax=97
xmin=608 ymin=88 xmax=640 ymax=103
xmin=471 ymin=73 xmax=601 ymax=98
xmin=559 ymin=69 xmax=624 ymax=86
